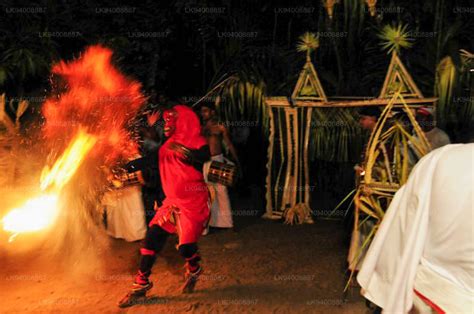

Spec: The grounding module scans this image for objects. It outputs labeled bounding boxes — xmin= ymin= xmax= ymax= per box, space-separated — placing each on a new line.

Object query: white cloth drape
xmin=357 ymin=144 xmax=474 ymax=313
xmin=102 ymin=185 xmax=147 ymax=242
xmin=203 ymin=154 xmax=233 ymax=228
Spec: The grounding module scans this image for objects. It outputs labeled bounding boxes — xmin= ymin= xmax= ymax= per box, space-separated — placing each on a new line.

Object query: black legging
xmin=139 ymin=225 xmax=199 ymax=274
xmin=143 ymin=224 xmax=169 ymax=253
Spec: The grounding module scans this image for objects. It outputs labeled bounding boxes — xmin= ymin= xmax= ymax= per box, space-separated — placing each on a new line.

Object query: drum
xmin=109 ymin=171 xmax=143 ymax=189
xmin=207 ymin=161 xmax=237 ymax=186
xmin=105 ymin=166 xmax=144 ymax=189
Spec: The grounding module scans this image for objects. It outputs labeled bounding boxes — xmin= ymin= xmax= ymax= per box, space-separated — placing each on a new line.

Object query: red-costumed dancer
xmin=119 ymin=105 xmax=210 ymax=307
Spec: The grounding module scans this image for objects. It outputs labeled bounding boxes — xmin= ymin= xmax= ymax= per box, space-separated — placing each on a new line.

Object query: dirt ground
xmin=0 ymin=195 xmax=367 ymax=314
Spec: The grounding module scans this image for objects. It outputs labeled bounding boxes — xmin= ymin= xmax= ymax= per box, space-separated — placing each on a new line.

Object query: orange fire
xmin=40 ymin=130 xmax=97 ymax=191
xmin=2 ymin=131 xmax=96 ymax=241
xmin=1 ymin=45 xmax=145 ymax=241
xmin=43 ymin=45 xmax=144 ymax=162
xmin=2 ymin=195 xmax=59 ymax=240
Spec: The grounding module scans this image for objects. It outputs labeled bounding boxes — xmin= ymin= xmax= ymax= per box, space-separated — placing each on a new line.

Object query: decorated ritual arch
xmin=262 ymin=51 xmax=436 ymax=224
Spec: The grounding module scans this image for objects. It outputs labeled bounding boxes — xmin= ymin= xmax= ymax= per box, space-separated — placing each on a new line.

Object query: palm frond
xmin=297 ymin=32 xmax=319 ymax=61
xmin=212 ymin=75 xmax=268 ymax=135
xmin=310 ymin=108 xmax=363 ymax=162
xmin=460 ymin=49 xmax=474 ymax=72
xmin=435 ymin=56 xmax=457 ymax=128
xmin=377 ymin=24 xmax=413 ymax=55
xmin=345 ymin=93 xmax=431 ymax=284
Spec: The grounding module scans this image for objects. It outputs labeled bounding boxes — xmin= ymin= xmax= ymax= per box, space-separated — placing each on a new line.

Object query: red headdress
xmin=165 ymin=105 xmax=207 ymax=149
xmin=153 ymin=105 xmax=209 ymax=244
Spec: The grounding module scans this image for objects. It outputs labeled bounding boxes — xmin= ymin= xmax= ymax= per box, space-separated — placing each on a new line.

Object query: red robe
xmin=150 ymin=105 xmax=210 ymax=245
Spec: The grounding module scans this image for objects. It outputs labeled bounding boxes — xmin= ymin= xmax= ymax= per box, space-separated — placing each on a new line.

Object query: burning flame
xmin=1 ymin=45 xmax=144 ymax=242
xmin=42 ymin=45 xmax=144 ymax=161
xmin=40 ymin=130 xmax=97 ymax=191
xmin=2 ymin=195 xmax=59 ymax=241
xmin=2 ymin=131 xmax=96 ymax=241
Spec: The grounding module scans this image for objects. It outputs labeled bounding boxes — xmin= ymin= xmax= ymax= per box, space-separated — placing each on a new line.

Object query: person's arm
xmin=188 ymin=145 xmax=211 ymax=164
xmin=185 ymin=145 xmax=210 ymax=172
xmin=221 ymin=125 xmax=239 ymax=164
xmin=168 ymin=142 xmax=210 ymax=167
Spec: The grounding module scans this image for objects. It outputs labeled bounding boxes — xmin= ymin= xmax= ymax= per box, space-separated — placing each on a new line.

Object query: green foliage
xmin=310 ymin=108 xmax=363 ymax=163
xmin=0 ymin=0 xmax=471 ymax=152
xmin=214 ymin=75 xmax=268 ymax=135
xmin=436 ymin=51 xmax=474 ymax=140
xmin=1 ymin=48 xmax=49 ymax=83
xmin=436 ymin=56 xmax=457 ymax=128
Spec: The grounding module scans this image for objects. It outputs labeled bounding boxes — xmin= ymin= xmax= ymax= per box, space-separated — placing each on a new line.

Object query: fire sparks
xmin=1 ymin=45 xmax=144 ymax=242
xmin=42 ymin=45 xmax=144 ymax=161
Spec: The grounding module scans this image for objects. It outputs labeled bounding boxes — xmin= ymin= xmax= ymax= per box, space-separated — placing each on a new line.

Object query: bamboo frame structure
xmin=264 ymin=51 xmax=436 ymax=224
xmin=379 ymin=52 xmax=424 ymax=99
xmin=346 ymin=91 xmax=431 ymax=282
xmin=291 ymin=58 xmax=328 ymax=102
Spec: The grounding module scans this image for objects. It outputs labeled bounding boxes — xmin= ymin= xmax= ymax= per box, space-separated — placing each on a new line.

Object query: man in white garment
xmin=200 ymin=103 xmax=239 ymax=231
xmin=357 ymin=144 xmax=474 ymax=313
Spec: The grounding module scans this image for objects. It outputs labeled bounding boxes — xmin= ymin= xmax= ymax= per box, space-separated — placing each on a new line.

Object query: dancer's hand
xmin=169 ymin=142 xmax=192 ymax=161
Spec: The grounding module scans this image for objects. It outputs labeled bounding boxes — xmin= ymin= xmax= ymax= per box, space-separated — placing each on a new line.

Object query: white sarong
xmin=203 ymin=154 xmax=233 ymax=228
xmin=102 ymin=185 xmax=147 ymax=242
xmin=357 ymin=144 xmax=474 ymax=313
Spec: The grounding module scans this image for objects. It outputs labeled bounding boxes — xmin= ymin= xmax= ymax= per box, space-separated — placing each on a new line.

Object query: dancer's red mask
xmin=163 ymin=109 xmax=178 ymax=137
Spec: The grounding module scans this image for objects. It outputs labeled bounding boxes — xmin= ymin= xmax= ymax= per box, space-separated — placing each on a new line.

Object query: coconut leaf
xmin=296 ymin=32 xmax=320 ymax=54
xmin=378 ymin=24 xmax=413 ymax=55
xmin=435 ymin=56 xmax=457 ymax=129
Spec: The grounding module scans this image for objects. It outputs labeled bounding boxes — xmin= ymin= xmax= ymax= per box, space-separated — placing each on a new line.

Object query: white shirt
xmin=357 ymin=144 xmax=474 ymax=313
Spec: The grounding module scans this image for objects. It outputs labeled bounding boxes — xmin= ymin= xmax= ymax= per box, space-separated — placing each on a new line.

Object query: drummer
xmin=200 ymin=103 xmax=239 ymax=232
